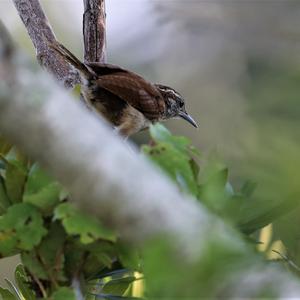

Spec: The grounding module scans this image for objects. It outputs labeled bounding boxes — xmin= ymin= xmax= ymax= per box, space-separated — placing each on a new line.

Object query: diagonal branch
xmin=12 ymin=0 xmax=80 ymax=87
xmin=83 ymin=0 xmax=106 ymax=63
xmin=12 ymin=0 xmax=107 ymax=86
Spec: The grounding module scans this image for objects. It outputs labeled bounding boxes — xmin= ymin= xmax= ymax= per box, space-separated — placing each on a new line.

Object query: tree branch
xmin=12 ymin=0 xmax=80 ymax=87
xmin=83 ymin=0 xmax=106 ymax=63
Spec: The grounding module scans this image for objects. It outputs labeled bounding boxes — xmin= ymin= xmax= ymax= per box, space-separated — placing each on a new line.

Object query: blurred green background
xmin=0 ymin=0 xmax=300 ymax=288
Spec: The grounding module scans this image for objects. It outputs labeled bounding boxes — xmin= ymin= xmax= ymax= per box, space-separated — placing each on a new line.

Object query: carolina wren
xmin=50 ymin=42 xmax=198 ymax=137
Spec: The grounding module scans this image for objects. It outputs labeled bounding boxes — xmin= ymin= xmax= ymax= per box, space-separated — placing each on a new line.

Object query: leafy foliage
xmin=23 ymin=164 xmax=62 ymax=214
xmin=140 ymin=125 xmax=300 ymax=298
xmin=142 ymin=124 xmax=199 ymax=196
xmin=143 ymin=124 xmax=300 ymax=234
xmin=0 ymin=176 xmax=10 ymax=214
xmin=0 ymin=203 xmax=47 ymax=256
xmin=51 ymin=287 xmax=76 ymax=300
xmin=14 ymin=264 xmax=36 ymax=300
xmin=54 ymin=203 xmax=116 ymax=244
xmin=0 ymin=124 xmax=300 ymax=298
xmin=0 ymin=147 xmax=138 ymax=299
xmin=5 ymin=159 xmax=27 ymax=204
xmin=0 ymin=287 xmax=15 ymax=300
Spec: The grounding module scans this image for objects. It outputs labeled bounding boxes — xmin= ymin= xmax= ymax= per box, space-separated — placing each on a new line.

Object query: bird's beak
xmin=178 ymin=112 xmax=198 ymax=128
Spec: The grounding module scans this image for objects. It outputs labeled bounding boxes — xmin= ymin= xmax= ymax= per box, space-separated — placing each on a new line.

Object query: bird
xmin=50 ymin=42 xmax=198 ymax=137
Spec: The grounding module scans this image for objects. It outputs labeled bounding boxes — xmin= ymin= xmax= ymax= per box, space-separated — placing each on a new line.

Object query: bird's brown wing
xmin=86 ymin=62 xmax=129 ymax=76
xmin=95 ymin=73 xmax=166 ymax=120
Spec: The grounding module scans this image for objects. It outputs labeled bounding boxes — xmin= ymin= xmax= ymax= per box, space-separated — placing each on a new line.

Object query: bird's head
xmin=155 ymin=84 xmax=198 ymax=128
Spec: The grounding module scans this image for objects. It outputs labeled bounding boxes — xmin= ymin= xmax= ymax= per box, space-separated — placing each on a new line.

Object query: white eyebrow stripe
xmin=159 ymin=86 xmax=181 ymax=98
xmin=168 ymin=89 xmax=182 ymax=99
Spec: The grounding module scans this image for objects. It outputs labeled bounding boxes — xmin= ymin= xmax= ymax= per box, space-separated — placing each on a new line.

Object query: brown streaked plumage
xmin=50 ymin=42 xmax=198 ymax=137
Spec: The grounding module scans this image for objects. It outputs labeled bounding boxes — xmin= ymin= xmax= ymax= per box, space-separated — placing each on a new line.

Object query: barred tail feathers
xmin=50 ymin=42 xmax=92 ymax=79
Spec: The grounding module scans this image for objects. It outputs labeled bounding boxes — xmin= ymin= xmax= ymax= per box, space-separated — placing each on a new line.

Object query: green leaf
xmin=238 ymin=198 xmax=300 ymax=234
xmin=80 ymin=241 xmax=119 ymax=279
xmin=83 ymin=253 xmax=111 ymax=278
xmin=0 ymin=203 xmax=47 ymax=255
xmin=190 ymin=159 xmax=200 ymax=181
xmin=237 ymin=137 xmax=300 ymax=233
xmin=143 ymin=143 xmax=198 ymax=196
xmin=117 ymin=243 xmax=140 ymax=270
xmin=21 ymin=251 xmax=48 ymax=280
xmin=21 ymin=223 xmax=66 ymax=282
xmin=14 ymin=264 xmax=36 ymax=300
xmin=5 ymin=159 xmax=27 ymax=204
xmin=54 ymin=203 xmax=116 ymax=244
xmin=149 ymin=124 xmax=199 ymax=156
xmin=4 ymin=279 xmax=23 ymax=300
xmin=76 ymin=256 xmax=113 ymax=280
xmin=197 ymin=154 xmax=236 ymax=215
xmin=0 ymin=287 xmax=16 ymax=300
xmin=36 ymin=222 xmax=67 ymax=282
xmin=241 ymin=180 xmax=257 ymax=198
xmin=142 ymin=237 xmax=253 ymax=299
xmin=149 ymin=123 xmax=173 ymax=142
xmin=0 ymin=176 xmax=10 ymax=214
xmin=0 ymin=136 xmax=12 ymax=155
xmin=199 ymin=167 xmax=229 ymax=202
xmin=64 ymin=241 xmax=86 ymax=278
xmin=143 ymin=124 xmax=200 ymax=196
xmin=102 ymin=276 xmax=136 ymax=296
xmin=86 ymin=244 xmax=114 ymax=270
xmin=52 ymin=287 xmax=76 ymax=300
xmin=23 ymin=164 xmax=62 ymax=214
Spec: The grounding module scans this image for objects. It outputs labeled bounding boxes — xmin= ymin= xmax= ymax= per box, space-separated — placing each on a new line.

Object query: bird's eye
xmin=179 ymin=101 xmax=184 ymax=108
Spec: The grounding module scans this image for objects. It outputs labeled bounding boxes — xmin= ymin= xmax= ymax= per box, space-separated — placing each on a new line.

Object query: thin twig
xmin=30 ymin=271 xmax=48 ymax=298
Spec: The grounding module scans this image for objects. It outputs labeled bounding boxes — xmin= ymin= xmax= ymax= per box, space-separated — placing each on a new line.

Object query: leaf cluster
xmin=143 ymin=124 xmax=300 ymax=234
xmin=0 ymin=141 xmax=139 ymax=299
xmin=139 ymin=124 xmax=300 ymax=298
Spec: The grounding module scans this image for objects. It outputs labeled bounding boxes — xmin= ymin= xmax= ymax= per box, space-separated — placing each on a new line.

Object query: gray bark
xmin=83 ymin=0 xmax=106 ymax=63
xmin=12 ymin=0 xmax=80 ymax=87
